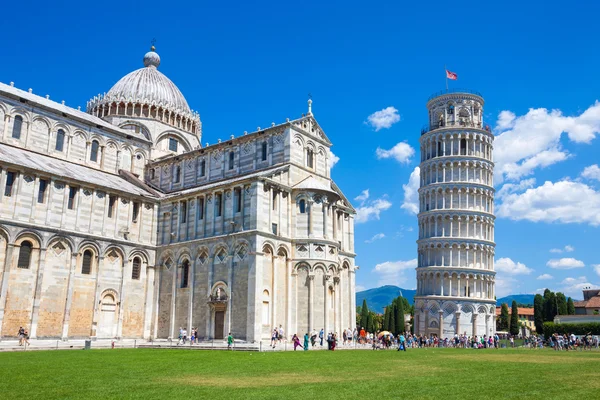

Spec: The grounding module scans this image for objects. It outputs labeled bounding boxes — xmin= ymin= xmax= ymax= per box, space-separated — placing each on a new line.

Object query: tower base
xmin=414 ymin=297 xmax=496 ymax=339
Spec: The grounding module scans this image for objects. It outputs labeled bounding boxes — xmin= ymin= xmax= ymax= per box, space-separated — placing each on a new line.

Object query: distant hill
xmin=356 ymin=285 xmax=416 ymax=313
xmin=356 ymin=286 xmax=538 ymax=312
xmin=497 ymin=294 xmax=535 ymax=306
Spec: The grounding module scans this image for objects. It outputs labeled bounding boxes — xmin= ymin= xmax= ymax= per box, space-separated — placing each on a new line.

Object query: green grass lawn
xmin=1 ymin=348 xmax=598 ymax=399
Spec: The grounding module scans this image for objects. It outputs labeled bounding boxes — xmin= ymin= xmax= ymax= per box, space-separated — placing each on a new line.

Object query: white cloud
xmin=496 ymin=180 xmax=600 ymax=226
xmin=329 ymin=150 xmax=339 ymax=168
xmin=373 ymin=259 xmax=417 ymax=286
xmin=547 ymin=258 xmax=585 ymax=269
xmin=354 ymin=189 xmax=370 ymax=206
xmin=593 ymin=264 xmax=600 ymax=278
xmin=495 ymin=257 xmax=533 ymax=275
xmin=495 ymin=276 xmax=520 ymax=298
xmin=560 ymin=276 xmax=597 ymax=298
xmin=376 ymin=142 xmax=414 ymax=163
xmin=494 ymin=102 xmax=600 ymax=183
xmin=550 ymin=245 xmax=575 ymax=254
xmin=366 ymin=106 xmax=400 ymax=131
xmin=355 ymin=197 xmax=392 ymax=224
xmin=496 ymin=178 xmax=536 ymax=200
xmin=401 ymin=166 xmax=420 ymax=214
xmin=365 ymin=233 xmax=385 ymax=244
xmin=537 ymin=274 xmax=554 ymax=280
xmin=581 ymin=164 xmax=600 ymax=181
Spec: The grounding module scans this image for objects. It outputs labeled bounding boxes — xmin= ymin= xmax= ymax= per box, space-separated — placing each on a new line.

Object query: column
xmin=324 ymin=275 xmax=330 ymax=333
xmin=61 ymin=252 xmax=79 ymax=339
xmin=28 ymin=247 xmax=47 ymax=338
xmin=169 ymin=260 xmax=177 ymax=339
xmin=286 ymin=258 xmax=292 ymax=338
xmin=0 ymin=243 xmax=15 ymax=337
xmin=438 ymin=310 xmax=444 ymax=338
xmin=455 ymin=311 xmax=461 ymax=335
xmin=187 ymin=258 xmax=197 ymax=336
xmin=308 ymin=275 xmax=315 ymax=332
xmin=472 ymin=314 xmax=477 ymax=337
xmin=90 ymin=256 xmax=104 ymax=339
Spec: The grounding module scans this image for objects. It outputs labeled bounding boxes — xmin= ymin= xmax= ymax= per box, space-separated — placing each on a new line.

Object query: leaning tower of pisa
xmin=413 ymin=90 xmax=496 ymax=339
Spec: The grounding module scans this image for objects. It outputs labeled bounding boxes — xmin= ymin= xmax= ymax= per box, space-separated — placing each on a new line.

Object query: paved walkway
xmin=0 ymin=338 xmax=371 ymax=352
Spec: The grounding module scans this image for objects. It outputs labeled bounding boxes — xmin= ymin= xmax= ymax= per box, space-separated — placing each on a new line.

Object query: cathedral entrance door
xmin=214 ymin=311 xmax=225 ymax=339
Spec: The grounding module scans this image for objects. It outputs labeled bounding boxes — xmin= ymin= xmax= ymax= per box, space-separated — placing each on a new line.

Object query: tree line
xmin=357 ymin=296 xmax=413 ymax=335
xmin=533 ymin=289 xmax=575 ymax=333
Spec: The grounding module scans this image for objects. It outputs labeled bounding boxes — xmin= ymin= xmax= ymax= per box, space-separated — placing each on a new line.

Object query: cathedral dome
xmin=87 ymin=46 xmax=200 ymax=136
xmin=105 ymin=47 xmax=190 ymax=113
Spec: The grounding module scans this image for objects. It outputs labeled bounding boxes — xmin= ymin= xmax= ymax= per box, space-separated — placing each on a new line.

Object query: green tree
xmin=395 ymin=298 xmax=406 ymax=335
xmin=556 ymin=292 xmax=568 ymax=315
xmin=360 ymin=299 xmax=369 ymax=329
xmin=533 ymin=294 xmax=544 ymax=334
xmin=510 ymin=301 xmax=520 ymax=335
xmin=383 ymin=307 xmax=390 ymax=331
xmin=567 ymin=297 xmax=575 ymax=315
xmin=498 ymin=303 xmax=509 ymax=331
xmin=389 ymin=305 xmax=396 ymax=335
xmin=543 ymin=289 xmax=557 ymax=321
xmin=366 ymin=312 xmax=374 ymax=333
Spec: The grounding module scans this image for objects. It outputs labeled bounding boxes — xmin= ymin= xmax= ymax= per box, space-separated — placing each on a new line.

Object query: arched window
xmin=55 ymin=129 xmax=65 ymax=152
xmin=181 ymin=260 xmax=189 ymax=288
xmin=90 ymin=140 xmax=100 ymax=162
xmin=17 ymin=241 xmax=33 ymax=269
xmin=82 ymin=250 xmax=93 ymax=274
xmin=437 ymin=141 xmax=443 ymax=156
xmin=448 ymin=104 xmax=454 ymax=115
xmin=306 ymin=149 xmax=314 ymax=168
xmin=229 ymin=151 xmax=234 ymax=170
xmin=261 ymin=142 xmax=268 ymax=161
xmin=200 ymin=160 xmax=206 ymax=177
xmin=299 ymin=199 xmax=306 ymax=214
xmin=12 ymin=115 xmax=23 ymax=139
xmin=460 ymin=138 xmax=467 ymax=155
xmin=132 ymin=257 xmax=141 ymax=280
xmin=174 ymin=165 xmax=181 ymax=183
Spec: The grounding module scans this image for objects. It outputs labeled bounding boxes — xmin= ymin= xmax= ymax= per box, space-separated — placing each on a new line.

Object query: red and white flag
xmin=446 ymin=70 xmax=458 ymax=80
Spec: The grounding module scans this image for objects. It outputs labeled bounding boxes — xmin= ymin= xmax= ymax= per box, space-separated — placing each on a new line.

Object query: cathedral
xmin=0 ymin=47 xmax=357 ymax=342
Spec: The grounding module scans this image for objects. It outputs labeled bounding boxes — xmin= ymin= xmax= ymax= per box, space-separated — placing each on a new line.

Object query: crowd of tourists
xmin=548 ymin=333 xmax=599 ymax=351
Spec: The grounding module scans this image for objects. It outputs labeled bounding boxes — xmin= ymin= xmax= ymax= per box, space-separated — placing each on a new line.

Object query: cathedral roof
xmin=0 ymin=143 xmax=157 ymax=198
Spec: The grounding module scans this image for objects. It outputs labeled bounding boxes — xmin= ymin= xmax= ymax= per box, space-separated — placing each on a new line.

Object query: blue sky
xmin=3 ymin=0 xmax=600 ymax=299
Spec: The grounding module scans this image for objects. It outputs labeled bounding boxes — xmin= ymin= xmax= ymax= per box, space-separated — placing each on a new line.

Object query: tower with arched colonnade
xmin=414 ymin=90 xmax=496 ymax=339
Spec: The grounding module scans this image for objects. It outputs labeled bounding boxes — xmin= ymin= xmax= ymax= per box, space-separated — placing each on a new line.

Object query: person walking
xmin=18 ymin=327 xmax=25 ymax=346
xmin=319 ymin=328 xmax=324 ymax=346
xmin=227 ymin=332 xmax=234 ymax=350
xmin=293 ymin=334 xmax=302 ymax=350
xmin=398 ymin=334 xmax=406 ymax=352
xmin=303 ymin=333 xmax=309 ymax=351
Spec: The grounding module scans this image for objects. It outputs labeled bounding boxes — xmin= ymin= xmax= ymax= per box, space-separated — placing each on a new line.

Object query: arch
xmin=276 ymin=244 xmax=290 ymax=258
xmin=155 ymin=131 xmax=192 ymax=152
xmin=261 ymin=242 xmax=275 ymax=255
xmin=104 ymin=245 xmax=126 ymax=261
xmin=293 ymin=262 xmax=310 ymax=274
xmin=127 ymin=248 xmax=150 ymax=264
xmin=45 ymin=234 xmax=75 ymax=251
xmin=312 ymin=263 xmax=327 ymax=273
xmin=77 ymin=240 xmax=101 ymax=257
xmin=14 ymin=230 xmax=43 ymax=247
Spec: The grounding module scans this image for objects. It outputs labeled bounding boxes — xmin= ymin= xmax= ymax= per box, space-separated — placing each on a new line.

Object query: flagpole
xmin=445 ymin=64 xmax=448 ymax=91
